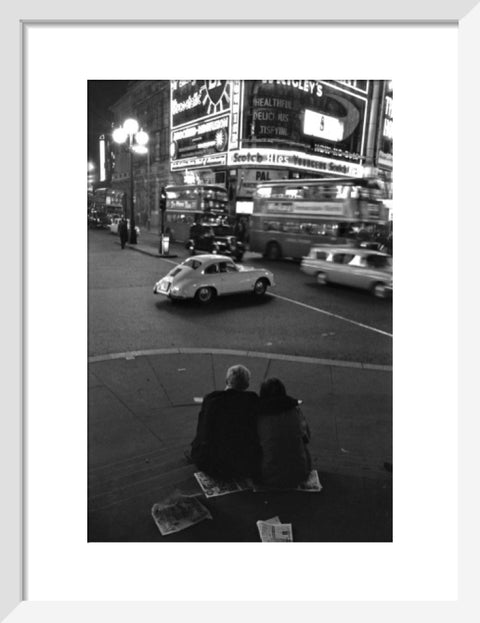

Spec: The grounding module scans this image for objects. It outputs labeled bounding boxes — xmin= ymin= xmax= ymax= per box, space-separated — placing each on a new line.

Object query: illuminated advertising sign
xmin=303 ymin=109 xmax=344 ymax=142
xmin=171 ymin=153 xmax=227 ymax=170
xmin=227 ymin=148 xmax=364 ymax=177
xmin=336 ymin=80 xmax=369 ymax=93
xmin=171 ymin=80 xmax=232 ymax=127
xmin=229 ymin=80 xmax=242 ymax=150
xmin=99 ymin=136 xmax=106 ymax=182
xmin=378 ymin=82 xmax=393 ymax=170
xmin=170 ymin=115 xmax=229 ymax=161
xmin=245 ymin=80 xmax=368 ymax=163
xmin=266 ymin=201 xmax=345 ymax=217
xmin=170 ymin=80 xmax=233 ymax=170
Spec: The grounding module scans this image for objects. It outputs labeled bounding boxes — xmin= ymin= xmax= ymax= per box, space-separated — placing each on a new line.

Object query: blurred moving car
xmin=153 ymin=254 xmax=275 ymax=304
xmin=300 ymin=245 xmax=393 ymax=298
xmin=358 ymin=240 xmax=384 ymax=251
xmin=109 ymin=217 xmax=140 ymax=237
xmin=186 ymin=223 xmax=245 ymax=261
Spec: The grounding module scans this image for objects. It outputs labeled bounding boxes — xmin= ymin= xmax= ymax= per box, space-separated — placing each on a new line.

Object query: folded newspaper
xmin=257 ymin=516 xmax=293 ymax=542
xmin=194 ymin=471 xmax=254 ymax=498
xmin=253 ymin=469 xmax=323 ymax=493
xmin=151 ymin=493 xmax=212 ymax=536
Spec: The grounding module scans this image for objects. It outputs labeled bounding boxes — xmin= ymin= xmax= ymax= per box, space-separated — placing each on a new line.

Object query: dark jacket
xmin=191 ymin=389 xmax=260 ymax=479
xmin=256 ymin=395 xmax=311 ymax=488
xmin=119 ymin=220 xmax=128 ymax=242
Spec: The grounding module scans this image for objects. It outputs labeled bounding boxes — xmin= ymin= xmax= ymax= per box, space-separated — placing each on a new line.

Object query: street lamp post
xmin=112 ymin=118 xmax=149 ymax=245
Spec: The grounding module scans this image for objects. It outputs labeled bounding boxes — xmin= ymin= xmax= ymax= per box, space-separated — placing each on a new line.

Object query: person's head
xmin=260 ymin=377 xmax=287 ymax=399
xmin=225 ymin=364 xmax=251 ymax=391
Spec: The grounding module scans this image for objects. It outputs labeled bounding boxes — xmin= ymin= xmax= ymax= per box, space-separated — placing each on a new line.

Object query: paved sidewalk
xmin=120 ymin=228 xmax=263 ymax=261
xmin=121 ymin=229 xmax=182 ymax=258
xmin=88 ymin=348 xmax=392 ymax=542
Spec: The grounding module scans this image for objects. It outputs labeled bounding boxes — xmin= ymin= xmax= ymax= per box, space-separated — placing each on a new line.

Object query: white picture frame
xmin=2 ymin=0 xmax=478 ymax=620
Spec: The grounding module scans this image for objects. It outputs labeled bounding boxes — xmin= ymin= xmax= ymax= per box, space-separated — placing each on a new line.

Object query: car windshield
xmin=212 ymin=226 xmax=234 ymax=236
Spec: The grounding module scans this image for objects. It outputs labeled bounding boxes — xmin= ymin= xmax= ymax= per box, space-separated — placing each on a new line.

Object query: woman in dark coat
xmin=256 ymin=378 xmax=312 ymax=489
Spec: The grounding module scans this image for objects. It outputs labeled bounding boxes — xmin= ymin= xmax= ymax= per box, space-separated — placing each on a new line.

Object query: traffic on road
xmin=88 ymin=229 xmax=392 ymax=365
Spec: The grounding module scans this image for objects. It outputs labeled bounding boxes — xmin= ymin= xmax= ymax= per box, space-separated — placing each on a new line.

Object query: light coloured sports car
xmin=153 ymin=254 xmax=275 ymax=304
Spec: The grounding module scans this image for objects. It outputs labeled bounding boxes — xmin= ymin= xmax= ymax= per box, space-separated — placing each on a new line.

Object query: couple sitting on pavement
xmin=190 ymin=364 xmax=312 ymax=489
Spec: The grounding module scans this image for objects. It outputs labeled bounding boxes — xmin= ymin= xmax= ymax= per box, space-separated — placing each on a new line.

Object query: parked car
xmin=88 ymin=212 xmax=101 ymax=229
xmin=109 ymin=217 xmax=140 ymax=237
xmin=153 ymin=254 xmax=275 ymax=304
xmin=186 ymin=223 xmax=245 ymax=261
xmin=300 ymin=246 xmax=393 ymax=298
xmin=88 ymin=211 xmax=112 ymax=229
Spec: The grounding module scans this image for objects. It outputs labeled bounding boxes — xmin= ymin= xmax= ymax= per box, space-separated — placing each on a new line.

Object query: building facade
xmin=110 ymin=81 xmax=170 ymax=227
xmin=106 ymin=80 xmax=392 ymax=227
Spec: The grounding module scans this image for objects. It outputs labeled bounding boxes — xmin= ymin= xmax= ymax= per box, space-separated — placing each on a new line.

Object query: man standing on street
xmin=190 ymin=364 xmax=260 ymax=480
xmin=119 ymin=217 xmax=128 ymax=249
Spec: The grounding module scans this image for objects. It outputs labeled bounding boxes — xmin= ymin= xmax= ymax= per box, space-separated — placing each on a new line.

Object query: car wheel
xmin=316 ymin=272 xmax=327 ymax=285
xmin=265 ymin=242 xmax=281 ymax=260
xmin=372 ymin=282 xmax=388 ymax=298
xmin=195 ymin=287 xmax=215 ymax=304
xmin=253 ymin=278 xmax=268 ymax=296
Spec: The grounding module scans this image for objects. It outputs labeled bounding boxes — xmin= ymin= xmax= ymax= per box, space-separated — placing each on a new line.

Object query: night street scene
xmin=88 ymin=80 xmax=393 ymax=542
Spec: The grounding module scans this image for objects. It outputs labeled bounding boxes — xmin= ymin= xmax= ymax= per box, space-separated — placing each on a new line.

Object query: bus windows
xmin=300 ymin=223 xmax=313 ymax=234
xmin=284 ymin=187 xmax=304 ymax=199
xmin=263 ymin=220 xmax=281 ymax=231
xmin=164 ymin=184 xmax=229 ymax=243
xmin=283 ymin=221 xmax=301 ymax=233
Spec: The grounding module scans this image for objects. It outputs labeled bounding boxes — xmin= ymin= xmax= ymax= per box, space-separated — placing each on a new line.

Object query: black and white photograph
xmin=5 ymin=5 xmax=471 ymax=616
xmin=88 ymin=79 xmax=393 ymax=542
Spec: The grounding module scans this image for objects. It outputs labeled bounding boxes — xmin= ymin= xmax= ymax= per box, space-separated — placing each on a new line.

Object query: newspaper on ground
xmin=296 ymin=469 xmax=323 ymax=492
xmin=151 ymin=492 xmax=212 ymax=536
xmin=194 ymin=471 xmax=254 ymax=498
xmin=252 ymin=469 xmax=323 ymax=493
xmin=257 ymin=516 xmax=293 ymax=542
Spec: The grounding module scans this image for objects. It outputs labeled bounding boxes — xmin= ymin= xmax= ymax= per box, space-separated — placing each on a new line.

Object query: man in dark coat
xmin=119 ymin=218 xmax=129 ymax=249
xmin=190 ymin=365 xmax=260 ymax=480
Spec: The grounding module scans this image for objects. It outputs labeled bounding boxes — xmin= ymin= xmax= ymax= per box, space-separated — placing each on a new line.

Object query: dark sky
xmin=88 ymin=80 xmax=130 ymax=165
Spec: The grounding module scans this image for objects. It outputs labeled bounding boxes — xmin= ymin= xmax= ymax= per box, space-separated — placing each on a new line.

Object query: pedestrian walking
xmin=119 ymin=218 xmax=128 ymax=249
